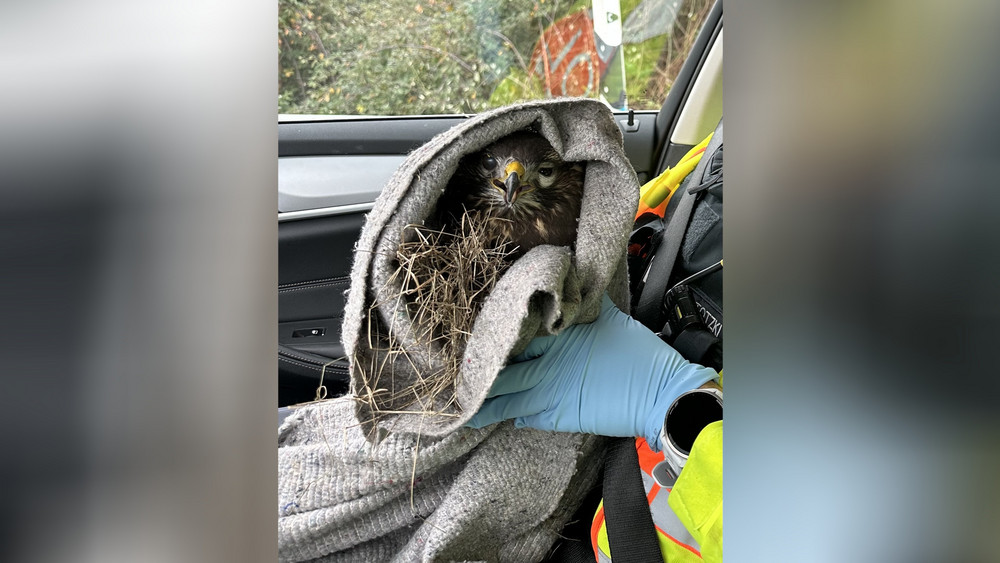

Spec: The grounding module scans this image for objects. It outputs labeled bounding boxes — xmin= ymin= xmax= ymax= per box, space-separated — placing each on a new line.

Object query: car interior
xmin=277 ymin=1 xmax=723 ymax=409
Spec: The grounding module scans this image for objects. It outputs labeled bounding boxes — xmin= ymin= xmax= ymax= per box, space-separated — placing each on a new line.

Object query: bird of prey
xmin=433 ymin=130 xmax=585 ymax=254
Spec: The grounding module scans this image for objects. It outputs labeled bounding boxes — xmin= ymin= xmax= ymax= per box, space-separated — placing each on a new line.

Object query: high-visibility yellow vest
xmin=591 ymin=422 xmax=723 ymax=562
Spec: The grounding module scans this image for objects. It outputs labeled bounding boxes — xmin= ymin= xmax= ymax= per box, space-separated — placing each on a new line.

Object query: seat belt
xmin=601 ymin=120 xmax=723 ymax=563
xmin=634 ymin=120 xmax=723 ymax=332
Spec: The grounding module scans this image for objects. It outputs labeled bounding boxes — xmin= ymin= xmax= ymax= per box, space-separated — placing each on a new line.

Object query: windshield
xmin=278 ymin=0 xmax=712 ymax=116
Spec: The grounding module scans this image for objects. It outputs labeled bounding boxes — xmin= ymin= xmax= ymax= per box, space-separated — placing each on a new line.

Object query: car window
xmin=279 ymin=0 xmax=713 ymax=116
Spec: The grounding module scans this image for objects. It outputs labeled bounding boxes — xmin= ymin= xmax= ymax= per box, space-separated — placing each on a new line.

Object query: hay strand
xmin=353 ymin=209 xmax=516 ymax=426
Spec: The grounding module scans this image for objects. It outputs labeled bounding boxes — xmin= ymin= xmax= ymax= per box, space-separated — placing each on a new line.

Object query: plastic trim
xmin=278 ymin=203 xmax=375 ymax=222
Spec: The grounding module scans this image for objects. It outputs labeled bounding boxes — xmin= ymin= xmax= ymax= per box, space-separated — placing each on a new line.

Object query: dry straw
xmin=352 ymin=209 xmax=516 ymax=429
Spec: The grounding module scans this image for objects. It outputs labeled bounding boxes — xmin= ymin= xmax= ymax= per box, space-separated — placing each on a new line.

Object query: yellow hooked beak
xmin=502 ymin=160 xmax=527 ymax=203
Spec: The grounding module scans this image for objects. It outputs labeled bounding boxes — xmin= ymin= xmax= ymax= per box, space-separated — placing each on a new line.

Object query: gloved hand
xmin=467 ymin=295 xmax=718 ymax=449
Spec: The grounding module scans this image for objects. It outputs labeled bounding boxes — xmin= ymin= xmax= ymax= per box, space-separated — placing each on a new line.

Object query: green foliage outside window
xmin=278 ymin=0 xmax=711 ymax=115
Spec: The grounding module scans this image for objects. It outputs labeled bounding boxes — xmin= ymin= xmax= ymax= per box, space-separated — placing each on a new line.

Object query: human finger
xmin=465 ymin=388 xmax=545 ymax=428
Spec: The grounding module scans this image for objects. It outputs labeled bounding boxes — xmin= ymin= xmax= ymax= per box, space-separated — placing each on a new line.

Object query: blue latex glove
xmin=467 ymin=295 xmax=719 ymax=449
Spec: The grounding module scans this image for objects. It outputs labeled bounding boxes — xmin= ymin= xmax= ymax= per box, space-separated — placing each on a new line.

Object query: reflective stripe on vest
xmin=592 ymin=438 xmax=702 ymax=562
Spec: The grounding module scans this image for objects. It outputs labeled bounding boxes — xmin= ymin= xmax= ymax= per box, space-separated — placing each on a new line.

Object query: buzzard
xmin=433 ymin=130 xmax=585 ymax=254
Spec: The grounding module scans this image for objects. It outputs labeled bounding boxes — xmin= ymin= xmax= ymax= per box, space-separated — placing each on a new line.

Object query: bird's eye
xmin=482 ymin=155 xmax=498 ymax=171
xmin=538 ymin=166 xmax=554 ymax=177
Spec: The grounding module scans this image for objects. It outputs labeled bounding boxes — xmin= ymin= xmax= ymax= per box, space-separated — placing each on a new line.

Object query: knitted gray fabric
xmin=278 ymin=99 xmax=639 ymax=562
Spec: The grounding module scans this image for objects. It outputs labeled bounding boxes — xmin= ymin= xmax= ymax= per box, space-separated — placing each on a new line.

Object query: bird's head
xmin=435 ymin=130 xmax=585 ymax=251
xmin=464 ymin=131 xmax=582 ymax=211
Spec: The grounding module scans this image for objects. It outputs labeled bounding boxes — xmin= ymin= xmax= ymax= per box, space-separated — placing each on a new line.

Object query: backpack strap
xmin=634 ymin=120 xmax=723 ymax=331
xmin=601 ymin=438 xmax=663 ymax=562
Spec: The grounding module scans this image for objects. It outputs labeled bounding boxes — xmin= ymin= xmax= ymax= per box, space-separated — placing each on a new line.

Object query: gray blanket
xmin=278 ymin=99 xmax=639 ymax=562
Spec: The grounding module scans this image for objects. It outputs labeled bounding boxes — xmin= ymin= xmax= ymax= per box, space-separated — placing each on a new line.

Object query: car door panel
xmin=278 ymin=212 xmax=365 ymax=287
xmin=279 ymin=155 xmax=406 ymax=213
xmin=278 ymin=216 xmax=363 ymax=337
xmin=278 ymin=212 xmax=363 ymax=403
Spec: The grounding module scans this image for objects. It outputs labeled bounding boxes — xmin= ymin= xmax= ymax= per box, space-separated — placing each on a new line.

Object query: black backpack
xmin=631 ymin=121 xmax=723 ymax=371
